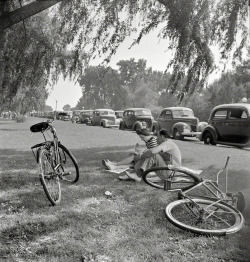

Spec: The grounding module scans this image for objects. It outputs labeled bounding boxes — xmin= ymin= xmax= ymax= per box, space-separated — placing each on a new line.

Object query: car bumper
xmin=104 ymin=123 xmax=120 ymax=128
xmin=181 ymin=131 xmax=201 ymax=137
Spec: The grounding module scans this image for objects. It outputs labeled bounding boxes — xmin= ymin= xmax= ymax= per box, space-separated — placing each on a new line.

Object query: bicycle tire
xmin=142 ymin=166 xmax=201 ymax=191
xmin=58 ymin=144 xmax=79 ymax=183
xmin=38 ymin=148 xmax=61 ymax=206
xmin=165 ymin=197 xmax=244 ymax=236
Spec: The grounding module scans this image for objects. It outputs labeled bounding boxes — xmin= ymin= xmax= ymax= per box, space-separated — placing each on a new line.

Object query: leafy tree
xmin=63 ymin=104 xmax=71 ymax=111
xmin=45 ymin=105 xmax=53 ymax=112
xmin=56 ymin=0 xmax=248 ymax=99
xmin=78 ymin=66 xmax=124 ymax=109
xmin=0 ymin=0 xmax=248 ymax=104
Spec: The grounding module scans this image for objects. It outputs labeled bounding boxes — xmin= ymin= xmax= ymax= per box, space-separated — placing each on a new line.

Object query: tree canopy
xmin=0 ymin=0 xmax=248 ymax=111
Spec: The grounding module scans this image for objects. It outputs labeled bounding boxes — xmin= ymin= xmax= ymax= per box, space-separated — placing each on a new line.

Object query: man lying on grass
xmin=102 ymin=129 xmax=182 ymax=182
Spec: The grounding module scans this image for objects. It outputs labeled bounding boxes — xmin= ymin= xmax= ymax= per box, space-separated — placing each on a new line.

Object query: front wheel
xmin=142 ymin=167 xmax=201 ymax=191
xmin=58 ymin=144 xmax=79 ymax=183
xmin=173 ymin=129 xmax=184 ymax=140
xmin=39 ymin=148 xmax=61 ymax=205
xmin=165 ymin=197 xmax=244 ymax=236
xmin=119 ymin=121 xmax=125 ymax=130
xmin=203 ymin=131 xmax=216 ymax=145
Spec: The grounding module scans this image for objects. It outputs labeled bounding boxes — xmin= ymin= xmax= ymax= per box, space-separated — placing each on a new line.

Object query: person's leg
xmin=103 ymin=155 xmax=135 ymax=170
xmin=110 ymin=155 xmax=135 ymax=166
xmin=134 ymin=154 xmax=172 ymax=179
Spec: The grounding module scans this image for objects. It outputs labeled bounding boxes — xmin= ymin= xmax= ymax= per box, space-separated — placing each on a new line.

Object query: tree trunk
xmin=0 ymin=0 xmax=63 ymax=33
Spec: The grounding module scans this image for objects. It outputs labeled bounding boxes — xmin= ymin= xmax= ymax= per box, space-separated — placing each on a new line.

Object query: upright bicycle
xmin=30 ymin=120 xmax=79 ymax=205
xmin=143 ymin=157 xmax=245 ymax=236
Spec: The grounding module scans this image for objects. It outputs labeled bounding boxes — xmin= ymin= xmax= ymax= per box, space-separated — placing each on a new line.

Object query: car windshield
xmin=74 ymin=111 xmax=81 ymax=116
xmin=134 ymin=110 xmax=151 ymax=116
xmin=99 ymin=111 xmax=115 ymax=115
xmin=173 ymin=110 xmax=194 ymax=118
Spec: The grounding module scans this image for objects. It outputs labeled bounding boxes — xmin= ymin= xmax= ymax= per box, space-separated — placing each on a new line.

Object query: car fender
xmin=151 ymin=120 xmax=159 ymax=133
xmin=200 ymin=125 xmax=217 ymax=141
xmin=172 ymin=122 xmax=191 ymax=134
xmin=197 ymin=121 xmax=208 ymax=132
xmin=115 ymin=118 xmax=121 ymax=125
xmin=132 ymin=121 xmax=143 ymax=131
xmin=101 ymin=119 xmax=108 ymax=126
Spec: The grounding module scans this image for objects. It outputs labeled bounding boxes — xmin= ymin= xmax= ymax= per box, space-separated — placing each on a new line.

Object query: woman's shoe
xmin=118 ymin=174 xmax=131 ymax=180
xmin=102 ymin=160 xmax=112 ymax=170
xmin=125 ymin=171 xmax=141 ymax=182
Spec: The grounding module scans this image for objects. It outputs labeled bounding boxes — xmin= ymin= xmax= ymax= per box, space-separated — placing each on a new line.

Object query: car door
xmin=157 ymin=109 xmax=173 ymax=133
xmin=92 ymin=111 xmax=99 ymax=125
xmin=226 ymin=107 xmax=249 ymax=142
xmin=209 ymin=108 xmax=228 ymax=141
xmin=124 ymin=110 xmax=135 ymax=128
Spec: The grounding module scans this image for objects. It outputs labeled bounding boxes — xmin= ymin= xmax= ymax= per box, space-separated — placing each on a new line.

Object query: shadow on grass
xmin=0 ymin=146 xmax=250 ymax=261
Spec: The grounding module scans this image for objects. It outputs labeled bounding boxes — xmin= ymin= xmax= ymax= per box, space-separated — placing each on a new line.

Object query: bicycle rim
xmin=58 ymin=144 xmax=79 ymax=183
xmin=39 ymin=148 xmax=61 ymax=205
xmin=165 ymin=198 xmax=244 ymax=236
xmin=143 ymin=168 xmax=201 ymax=191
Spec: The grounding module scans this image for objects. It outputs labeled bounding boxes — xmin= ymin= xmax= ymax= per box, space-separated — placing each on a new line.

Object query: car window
xmin=172 ymin=109 xmax=194 ymax=118
xmin=165 ymin=110 xmax=172 ymax=119
xmin=160 ymin=110 xmax=166 ymax=117
xmin=134 ymin=110 xmax=151 ymax=116
xmin=229 ymin=108 xmax=248 ymax=119
xmin=212 ymin=110 xmax=227 ymax=119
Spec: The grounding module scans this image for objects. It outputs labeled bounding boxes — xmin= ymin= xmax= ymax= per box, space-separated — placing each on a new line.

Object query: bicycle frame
xmin=31 ymin=122 xmax=61 ymax=174
xmin=179 ymin=157 xmax=238 ymax=207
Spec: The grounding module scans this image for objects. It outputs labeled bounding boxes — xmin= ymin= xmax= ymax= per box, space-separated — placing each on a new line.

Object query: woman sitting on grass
xmin=103 ymin=129 xmax=182 ymax=182
xmin=102 ymin=128 xmax=158 ymax=180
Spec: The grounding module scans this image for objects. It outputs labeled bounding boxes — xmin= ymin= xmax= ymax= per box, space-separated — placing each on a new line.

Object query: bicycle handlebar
xmin=224 ymin=156 xmax=230 ymax=168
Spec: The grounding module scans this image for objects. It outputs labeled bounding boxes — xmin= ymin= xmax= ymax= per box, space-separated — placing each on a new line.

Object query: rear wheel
xmin=58 ymin=144 xmax=79 ymax=183
xmin=39 ymin=148 xmax=61 ymax=205
xmin=165 ymin=197 xmax=244 ymax=235
xmin=173 ymin=129 xmax=184 ymax=140
xmin=142 ymin=167 xmax=201 ymax=191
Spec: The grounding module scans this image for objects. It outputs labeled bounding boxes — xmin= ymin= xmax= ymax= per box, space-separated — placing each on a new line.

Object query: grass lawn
xmin=0 ymin=117 xmax=249 ymax=262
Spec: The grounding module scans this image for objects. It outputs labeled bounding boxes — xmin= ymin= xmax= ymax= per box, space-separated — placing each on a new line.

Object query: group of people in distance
xmin=102 ymin=128 xmax=182 ymax=182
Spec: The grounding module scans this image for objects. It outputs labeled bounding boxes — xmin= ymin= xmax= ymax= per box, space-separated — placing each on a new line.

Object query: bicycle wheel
xmin=38 ymin=148 xmax=61 ymax=205
xmin=165 ymin=197 xmax=244 ymax=236
xmin=57 ymin=144 xmax=79 ymax=183
xmin=142 ymin=167 xmax=201 ymax=191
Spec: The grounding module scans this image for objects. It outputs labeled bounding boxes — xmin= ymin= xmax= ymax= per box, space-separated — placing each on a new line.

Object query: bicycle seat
xmin=30 ymin=122 xmax=49 ymax=133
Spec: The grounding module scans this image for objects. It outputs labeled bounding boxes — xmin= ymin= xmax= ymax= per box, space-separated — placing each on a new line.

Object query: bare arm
xmin=140 ymin=144 xmax=163 ymax=159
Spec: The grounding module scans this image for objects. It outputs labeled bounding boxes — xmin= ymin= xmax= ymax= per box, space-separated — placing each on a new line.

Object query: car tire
xmin=119 ymin=122 xmax=125 ymax=130
xmin=203 ymin=131 xmax=216 ymax=145
xmin=173 ymin=129 xmax=183 ymax=140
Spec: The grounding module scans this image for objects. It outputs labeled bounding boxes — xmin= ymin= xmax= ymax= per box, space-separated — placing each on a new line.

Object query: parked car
xmin=115 ymin=110 xmax=124 ymax=119
xmin=119 ymin=108 xmax=154 ymax=131
xmin=57 ymin=111 xmax=72 ymax=121
xmin=199 ymin=103 xmax=250 ymax=148
xmin=151 ymin=107 xmax=207 ymax=140
xmin=79 ymin=110 xmax=94 ymax=124
xmin=71 ymin=110 xmax=85 ymax=123
xmin=91 ymin=109 xmax=121 ymax=127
